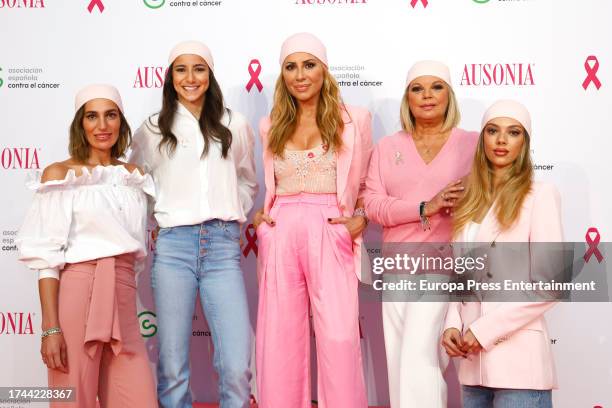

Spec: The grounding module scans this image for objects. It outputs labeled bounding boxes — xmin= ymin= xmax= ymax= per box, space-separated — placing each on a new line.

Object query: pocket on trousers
xmin=157 ymin=227 xmax=171 ymax=237
xmin=219 ymin=221 xmax=240 ymax=242
xmin=336 ymin=222 xmax=353 ymax=244
xmin=325 ymin=219 xmax=354 ymax=255
xmin=256 ymin=222 xmax=272 ymax=241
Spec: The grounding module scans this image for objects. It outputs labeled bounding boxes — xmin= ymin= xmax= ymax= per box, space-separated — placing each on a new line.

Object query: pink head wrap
xmin=74 ymin=84 xmax=123 ymax=113
xmin=405 ymin=60 xmax=452 ymax=88
xmin=481 ymin=99 xmax=532 ymax=136
xmin=279 ymin=32 xmax=328 ymax=66
xmin=168 ymin=40 xmax=214 ymax=71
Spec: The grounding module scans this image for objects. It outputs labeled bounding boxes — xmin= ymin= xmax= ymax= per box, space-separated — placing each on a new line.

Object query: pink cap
xmin=279 ymin=32 xmax=328 ymax=66
xmin=168 ymin=40 xmax=214 ymax=71
xmin=74 ymin=84 xmax=123 ymax=113
xmin=481 ymin=99 xmax=532 ymax=136
xmin=405 ymin=60 xmax=452 ymax=88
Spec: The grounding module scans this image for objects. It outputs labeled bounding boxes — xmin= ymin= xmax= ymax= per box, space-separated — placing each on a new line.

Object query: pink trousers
xmin=256 ymin=193 xmax=367 ymax=408
xmin=49 ymin=254 xmax=157 ymax=408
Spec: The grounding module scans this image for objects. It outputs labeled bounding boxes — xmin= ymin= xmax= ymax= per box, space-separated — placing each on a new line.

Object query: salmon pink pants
xmin=48 ymin=254 xmax=157 ymax=408
xmin=256 ymin=193 xmax=367 ymax=408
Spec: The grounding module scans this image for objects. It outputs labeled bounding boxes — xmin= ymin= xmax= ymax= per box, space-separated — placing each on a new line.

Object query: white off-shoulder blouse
xmin=17 ymin=165 xmax=155 ymax=280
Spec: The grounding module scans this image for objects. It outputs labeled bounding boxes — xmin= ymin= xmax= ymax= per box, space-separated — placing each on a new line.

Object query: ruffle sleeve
xmin=17 ymin=171 xmax=76 ymax=279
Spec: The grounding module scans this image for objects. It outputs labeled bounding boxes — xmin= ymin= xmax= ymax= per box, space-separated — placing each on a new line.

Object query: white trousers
xmin=383 ymin=300 xmax=450 ymax=408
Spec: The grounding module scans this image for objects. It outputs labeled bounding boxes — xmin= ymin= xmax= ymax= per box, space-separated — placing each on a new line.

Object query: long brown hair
xmin=453 ymin=127 xmax=534 ymax=236
xmin=155 ymin=64 xmax=232 ymax=158
xmin=267 ymin=68 xmax=345 ymax=157
xmin=69 ymin=106 xmax=131 ymax=162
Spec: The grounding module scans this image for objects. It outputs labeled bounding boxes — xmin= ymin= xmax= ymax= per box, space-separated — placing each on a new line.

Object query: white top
xmin=130 ymin=103 xmax=258 ymax=227
xmin=17 ymin=165 xmax=155 ymax=280
xmin=463 ymin=221 xmax=481 ymax=243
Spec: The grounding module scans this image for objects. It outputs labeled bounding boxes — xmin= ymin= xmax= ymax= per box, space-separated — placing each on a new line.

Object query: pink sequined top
xmin=274 ymin=144 xmax=337 ymax=195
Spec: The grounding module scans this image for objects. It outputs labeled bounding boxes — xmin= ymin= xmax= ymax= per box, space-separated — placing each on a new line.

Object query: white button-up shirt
xmin=130 ymin=103 xmax=258 ymax=228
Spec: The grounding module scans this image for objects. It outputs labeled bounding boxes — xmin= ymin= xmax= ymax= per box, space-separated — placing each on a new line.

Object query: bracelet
xmin=419 ymin=201 xmax=430 ymax=231
xmin=41 ymin=327 xmax=62 ymax=339
xmin=353 ymin=207 xmax=369 ymax=226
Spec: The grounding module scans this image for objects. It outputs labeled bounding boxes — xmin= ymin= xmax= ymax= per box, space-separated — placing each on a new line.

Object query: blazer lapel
xmin=262 ymin=134 xmax=276 ymax=212
xmin=476 ymin=203 xmax=502 ymax=244
xmin=336 ymin=110 xmax=355 ymax=202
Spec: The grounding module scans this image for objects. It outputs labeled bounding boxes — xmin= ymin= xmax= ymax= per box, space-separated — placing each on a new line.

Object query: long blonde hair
xmin=453 ymin=128 xmax=533 ymax=237
xmin=267 ymin=68 xmax=345 ymax=157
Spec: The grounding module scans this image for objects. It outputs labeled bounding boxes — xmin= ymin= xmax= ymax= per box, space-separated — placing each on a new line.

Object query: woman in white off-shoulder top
xmin=17 ymin=84 xmax=157 ymax=408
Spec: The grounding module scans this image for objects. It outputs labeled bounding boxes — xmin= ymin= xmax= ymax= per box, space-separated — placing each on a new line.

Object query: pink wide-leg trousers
xmin=256 ymin=193 xmax=367 ymax=408
xmin=48 ymin=254 xmax=157 ymax=408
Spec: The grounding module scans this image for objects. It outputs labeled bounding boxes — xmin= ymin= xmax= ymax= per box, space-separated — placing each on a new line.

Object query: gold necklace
xmin=414 ymin=131 xmax=449 ymax=156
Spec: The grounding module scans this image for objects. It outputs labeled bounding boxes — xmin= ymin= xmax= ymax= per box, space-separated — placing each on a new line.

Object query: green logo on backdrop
xmin=138 ymin=311 xmax=158 ymax=337
xmin=0 ymin=67 xmax=3 ymax=88
xmin=144 ymin=0 xmax=165 ymax=9
xmin=473 ymin=0 xmax=490 ymax=3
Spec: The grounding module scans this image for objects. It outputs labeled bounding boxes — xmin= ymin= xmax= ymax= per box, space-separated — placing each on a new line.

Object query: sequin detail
xmin=274 ymin=144 xmax=337 ymax=195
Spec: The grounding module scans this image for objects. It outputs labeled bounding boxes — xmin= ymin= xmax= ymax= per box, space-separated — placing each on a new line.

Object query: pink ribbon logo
xmin=242 ymin=223 xmax=258 ymax=258
xmin=246 ymin=59 xmax=263 ymax=93
xmin=410 ymin=0 xmax=428 ymax=7
xmin=582 ymin=56 xmax=601 ymax=90
xmin=87 ymin=0 xmax=104 ymax=13
xmin=584 ymin=227 xmax=603 ymax=263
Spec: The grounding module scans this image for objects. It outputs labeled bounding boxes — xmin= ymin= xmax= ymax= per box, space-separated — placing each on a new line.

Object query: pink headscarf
xmin=168 ymin=40 xmax=214 ymax=71
xmin=74 ymin=84 xmax=123 ymax=113
xmin=279 ymin=32 xmax=328 ymax=66
xmin=481 ymin=99 xmax=532 ymax=136
xmin=405 ymin=60 xmax=452 ymax=88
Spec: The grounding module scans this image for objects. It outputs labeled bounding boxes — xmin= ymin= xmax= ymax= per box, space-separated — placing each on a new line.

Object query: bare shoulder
xmin=41 ymin=161 xmax=71 ymax=183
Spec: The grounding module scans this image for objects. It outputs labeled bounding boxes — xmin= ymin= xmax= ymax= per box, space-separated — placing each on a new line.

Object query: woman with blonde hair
xmin=364 ymin=61 xmax=478 ymax=407
xmin=442 ymin=100 xmax=561 ymax=408
xmin=17 ymin=84 xmax=157 ymax=407
xmin=253 ymin=32 xmax=372 ymax=407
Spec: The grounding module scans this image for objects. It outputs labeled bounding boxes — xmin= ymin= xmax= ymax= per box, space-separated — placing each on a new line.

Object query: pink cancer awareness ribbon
xmin=410 ymin=0 xmax=428 ymax=8
xmin=582 ymin=56 xmax=602 ymax=90
xmin=584 ymin=227 xmax=603 ymax=263
xmin=242 ymin=223 xmax=258 ymax=258
xmin=87 ymin=0 xmax=104 ymax=13
xmin=246 ymin=59 xmax=263 ymax=93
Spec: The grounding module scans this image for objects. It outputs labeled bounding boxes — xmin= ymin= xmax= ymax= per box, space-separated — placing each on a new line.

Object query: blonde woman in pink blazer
xmin=364 ymin=61 xmax=478 ymax=408
xmin=253 ymin=32 xmax=371 ymax=407
xmin=442 ymin=100 xmax=561 ymax=408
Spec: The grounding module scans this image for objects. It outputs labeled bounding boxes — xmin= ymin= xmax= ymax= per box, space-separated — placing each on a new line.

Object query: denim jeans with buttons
xmin=152 ymin=220 xmax=252 ymax=408
xmin=463 ymin=385 xmax=552 ymax=408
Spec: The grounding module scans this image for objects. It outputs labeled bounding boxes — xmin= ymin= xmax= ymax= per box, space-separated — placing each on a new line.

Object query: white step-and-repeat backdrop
xmin=1 ymin=0 xmax=610 ymax=407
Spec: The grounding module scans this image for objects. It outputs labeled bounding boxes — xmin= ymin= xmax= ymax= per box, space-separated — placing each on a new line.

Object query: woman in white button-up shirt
xmin=17 ymin=84 xmax=157 ymax=407
xmin=130 ymin=41 xmax=257 ymax=408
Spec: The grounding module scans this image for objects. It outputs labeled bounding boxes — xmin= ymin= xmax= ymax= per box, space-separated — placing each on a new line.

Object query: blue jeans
xmin=463 ymin=385 xmax=553 ymax=408
xmin=152 ymin=220 xmax=252 ymax=408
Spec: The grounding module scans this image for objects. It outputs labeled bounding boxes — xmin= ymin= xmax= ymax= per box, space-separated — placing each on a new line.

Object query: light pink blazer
xmin=259 ymin=105 xmax=373 ymax=281
xmin=445 ymin=181 xmax=563 ymax=390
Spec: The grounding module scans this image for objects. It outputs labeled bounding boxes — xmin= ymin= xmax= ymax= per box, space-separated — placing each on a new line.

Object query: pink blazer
xmin=259 ymin=105 xmax=373 ymax=281
xmin=445 ymin=181 xmax=563 ymax=390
